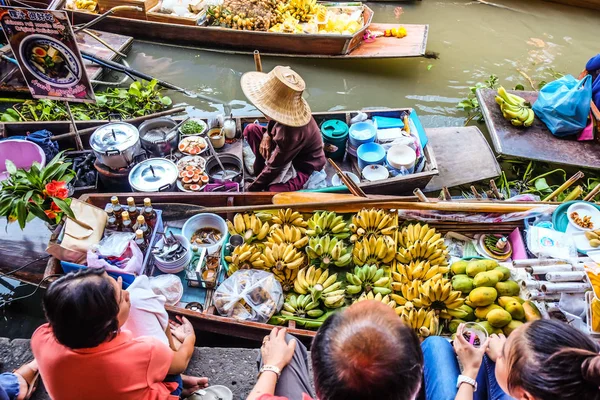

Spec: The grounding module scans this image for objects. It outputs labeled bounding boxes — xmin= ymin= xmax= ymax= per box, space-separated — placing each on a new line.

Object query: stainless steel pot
xmin=90 ymin=122 xmax=141 ymax=170
xmin=138 ymin=117 xmax=179 ymax=157
xmin=205 ymin=154 xmax=243 ymax=184
xmin=128 ymin=158 xmax=178 ymax=192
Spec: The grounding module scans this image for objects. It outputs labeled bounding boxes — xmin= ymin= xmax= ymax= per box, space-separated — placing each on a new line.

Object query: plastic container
xmin=386 ymin=144 xmax=416 ymax=173
xmin=356 ymin=142 xmax=386 ymax=169
xmin=182 ymin=213 xmax=228 ymax=255
xmin=0 ymin=139 xmax=46 ymax=181
xmin=321 ymin=119 xmax=349 ymax=160
xmin=348 ymin=121 xmax=376 ymax=147
xmin=154 ymin=234 xmax=191 ymax=274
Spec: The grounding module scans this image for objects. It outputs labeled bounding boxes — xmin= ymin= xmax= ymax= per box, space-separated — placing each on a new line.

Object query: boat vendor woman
xmin=241 ymin=66 xmax=326 ymax=192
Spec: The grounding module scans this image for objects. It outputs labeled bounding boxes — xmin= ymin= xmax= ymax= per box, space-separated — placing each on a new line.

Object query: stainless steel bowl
xmin=138 ymin=117 xmax=179 ymax=157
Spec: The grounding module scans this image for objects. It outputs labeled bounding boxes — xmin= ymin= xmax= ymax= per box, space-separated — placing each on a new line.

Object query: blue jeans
xmin=421 ymin=336 xmax=513 ymax=400
xmin=165 ymin=374 xmax=183 ymax=397
xmin=0 ymin=373 xmax=19 ymax=400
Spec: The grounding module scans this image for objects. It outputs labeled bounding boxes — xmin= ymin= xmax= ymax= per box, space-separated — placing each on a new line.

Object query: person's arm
xmin=167 ymin=316 xmax=196 ymax=375
xmin=247 ymin=328 xmax=297 ymax=400
xmin=453 ymin=324 xmax=490 ymax=400
xmin=249 ymin=130 xmax=303 ymax=191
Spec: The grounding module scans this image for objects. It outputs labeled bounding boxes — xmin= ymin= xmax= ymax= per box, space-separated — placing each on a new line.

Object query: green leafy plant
xmin=457 ymin=75 xmax=499 ymax=125
xmin=0 ymin=151 xmax=75 ymax=229
xmin=0 ymin=80 xmax=172 ymax=122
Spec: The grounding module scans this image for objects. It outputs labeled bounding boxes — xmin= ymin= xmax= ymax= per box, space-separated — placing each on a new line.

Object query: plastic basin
xmin=182 ymin=213 xmax=228 ymax=255
xmin=348 ymin=122 xmax=376 ymax=147
xmin=357 ymin=142 xmax=386 ymax=169
xmin=0 ymin=139 xmax=46 ymax=181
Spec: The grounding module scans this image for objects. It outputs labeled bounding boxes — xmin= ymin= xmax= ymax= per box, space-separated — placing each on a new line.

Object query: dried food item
xmin=571 ymin=211 xmax=594 ymax=229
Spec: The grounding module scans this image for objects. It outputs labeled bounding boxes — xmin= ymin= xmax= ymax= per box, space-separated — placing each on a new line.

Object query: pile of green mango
xmin=446 ymin=258 xmax=541 ymax=336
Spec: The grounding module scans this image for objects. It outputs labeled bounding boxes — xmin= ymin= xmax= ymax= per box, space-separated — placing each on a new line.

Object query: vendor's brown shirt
xmin=252 ymin=118 xmax=326 ymax=190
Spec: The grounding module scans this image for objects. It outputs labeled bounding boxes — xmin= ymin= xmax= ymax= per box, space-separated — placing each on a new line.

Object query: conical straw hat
xmin=241 ymin=66 xmax=312 ymax=127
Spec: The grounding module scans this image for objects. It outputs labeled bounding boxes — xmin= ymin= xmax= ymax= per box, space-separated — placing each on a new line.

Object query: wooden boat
xmin=34 ymin=0 xmax=429 ymax=59
xmin=544 ymin=0 xmax=600 ymax=10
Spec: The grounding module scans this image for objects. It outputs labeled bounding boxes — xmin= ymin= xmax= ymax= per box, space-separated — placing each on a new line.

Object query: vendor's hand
xmin=169 ymin=316 xmax=195 ymax=343
xmin=486 ymin=333 xmax=507 ymax=362
xmin=244 ymin=180 xmax=255 ymax=192
xmin=261 ymin=327 xmax=296 ymax=371
xmin=259 ymin=133 xmax=271 ymax=160
xmin=453 ymin=324 xmax=490 ymax=380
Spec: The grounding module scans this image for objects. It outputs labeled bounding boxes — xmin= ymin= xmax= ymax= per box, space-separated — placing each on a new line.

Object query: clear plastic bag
xmin=214 ymin=270 xmax=283 ymax=323
xmin=87 ymin=232 xmax=144 ymax=275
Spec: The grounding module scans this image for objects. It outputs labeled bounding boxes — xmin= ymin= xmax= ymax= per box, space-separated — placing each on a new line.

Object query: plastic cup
xmin=463 ymin=322 xmax=489 ymax=348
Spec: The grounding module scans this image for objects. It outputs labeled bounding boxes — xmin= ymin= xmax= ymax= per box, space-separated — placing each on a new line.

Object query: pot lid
xmin=90 ymin=122 xmax=139 ymax=153
xmin=128 ymin=158 xmax=177 ymax=192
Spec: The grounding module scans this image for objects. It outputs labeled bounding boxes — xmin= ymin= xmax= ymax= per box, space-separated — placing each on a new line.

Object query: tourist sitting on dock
xmin=423 ymin=319 xmax=600 ymax=400
xmin=246 ymin=300 xmax=424 ymax=400
xmin=31 ymin=268 xmax=208 ymax=400
xmin=241 ymin=66 xmax=326 ymax=192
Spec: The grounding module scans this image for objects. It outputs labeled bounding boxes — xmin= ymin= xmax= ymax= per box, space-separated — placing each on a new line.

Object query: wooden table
xmin=477 ymin=88 xmax=600 ymax=170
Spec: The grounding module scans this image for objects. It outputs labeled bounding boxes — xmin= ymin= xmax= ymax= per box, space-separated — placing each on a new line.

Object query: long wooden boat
xmin=544 ymin=0 xmax=600 ymax=10
xmin=33 ymin=0 xmax=429 ymax=59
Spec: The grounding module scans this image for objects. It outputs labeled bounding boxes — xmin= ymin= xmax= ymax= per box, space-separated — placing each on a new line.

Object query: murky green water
xmin=124 ymin=0 xmax=600 ymax=127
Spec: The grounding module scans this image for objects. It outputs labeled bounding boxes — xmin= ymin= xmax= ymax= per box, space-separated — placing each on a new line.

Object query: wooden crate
xmin=97 ymin=0 xmax=158 ymax=19
xmin=147 ymin=2 xmax=203 ymax=26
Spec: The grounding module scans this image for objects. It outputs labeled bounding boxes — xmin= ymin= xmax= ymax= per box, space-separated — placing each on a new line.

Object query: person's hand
xmin=169 ymin=316 xmax=195 ymax=343
xmin=259 ymin=134 xmax=271 ymax=160
xmin=261 ymin=327 xmax=296 ymax=371
xmin=486 ymin=333 xmax=507 ymax=362
xmin=453 ymin=324 xmax=490 ymax=380
xmin=244 ymin=180 xmax=255 ymax=191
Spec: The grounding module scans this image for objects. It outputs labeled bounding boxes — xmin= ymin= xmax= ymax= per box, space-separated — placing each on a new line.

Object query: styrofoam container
xmin=182 ymin=213 xmax=228 ymax=255
xmin=387 ymin=144 xmax=416 ymax=172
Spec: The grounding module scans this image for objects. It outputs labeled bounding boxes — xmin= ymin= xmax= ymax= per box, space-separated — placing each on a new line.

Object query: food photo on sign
xmin=0 ymin=7 xmax=95 ymax=102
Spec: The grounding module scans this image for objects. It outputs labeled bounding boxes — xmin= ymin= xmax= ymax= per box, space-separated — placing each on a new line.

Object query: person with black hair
xmin=246 ymin=300 xmax=424 ymax=400
xmin=31 ymin=268 xmax=207 ymax=400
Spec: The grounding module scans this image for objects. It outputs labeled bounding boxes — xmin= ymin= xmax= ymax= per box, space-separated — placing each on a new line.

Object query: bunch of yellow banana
xmin=321 ymin=287 xmax=346 ymax=309
xmin=305 ymin=235 xmax=352 ymax=268
xmin=227 ymin=213 xmax=270 ymax=243
xmin=276 ymin=0 xmax=317 ymax=22
xmin=294 ymin=266 xmax=341 ymax=299
xmin=390 ymin=277 xmax=421 ymax=303
xmin=260 ymin=243 xmax=305 ymax=271
xmin=224 ymin=243 xmax=264 ymax=275
xmin=267 ymin=225 xmax=309 ymax=249
xmin=398 ymin=307 xmax=439 ymax=337
xmin=281 ymin=294 xmax=324 ymax=319
xmin=397 ymin=223 xmax=448 ymax=267
xmin=305 ymin=211 xmax=351 ymax=239
xmin=271 ymin=208 xmax=307 ymax=233
xmin=349 ymin=209 xmax=397 ymax=242
xmin=413 ymin=278 xmax=464 ymax=310
xmin=352 ymin=235 xmax=396 ymax=268
xmin=354 ymin=291 xmax=397 ymax=309
xmin=495 ymin=86 xmax=535 ymax=128
xmin=395 ymin=260 xmax=449 ymax=284
xmin=345 ymin=264 xmax=391 ymax=296
xmin=272 ymin=268 xmax=298 ymax=292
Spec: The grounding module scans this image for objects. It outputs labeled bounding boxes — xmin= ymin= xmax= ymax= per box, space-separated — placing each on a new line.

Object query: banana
xmin=353 ymin=236 xmax=396 ymax=268
xmin=306 ymin=211 xmax=351 ymax=239
xmin=304 ymin=235 xmax=353 ymax=268
xmin=280 ymin=294 xmax=325 ymax=319
xmin=260 ymin=243 xmax=305 ymax=271
xmin=496 ymin=86 xmax=534 ymax=128
xmin=523 ymin=108 xmax=535 ymax=127
xmin=227 ymin=213 xmax=271 ymax=243
xmin=350 ymin=209 xmax=397 ymax=238
xmin=354 ymin=291 xmax=397 ymax=308
xmin=294 ymin=266 xmax=339 ymax=297
xmin=224 ymin=243 xmax=263 ymax=275
xmin=345 ymin=264 xmax=391 ymax=297
xmin=271 ymin=208 xmax=308 ymax=232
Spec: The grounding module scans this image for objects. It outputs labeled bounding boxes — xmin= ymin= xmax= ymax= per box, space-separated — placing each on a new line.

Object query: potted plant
xmin=0 ymin=151 xmax=75 ymax=229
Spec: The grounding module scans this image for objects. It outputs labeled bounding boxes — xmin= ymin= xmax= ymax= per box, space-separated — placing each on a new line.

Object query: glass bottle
xmin=142 ymin=197 xmax=157 ymax=227
xmin=135 ymin=229 xmax=147 ymax=252
xmin=121 ymin=211 xmax=133 ymax=232
xmin=110 ymin=196 xmax=122 ymax=224
xmin=134 ymin=215 xmax=150 ymax=239
xmin=127 ymin=197 xmax=139 ymax=221
xmin=106 ymin=206 xmax=118 ymax=231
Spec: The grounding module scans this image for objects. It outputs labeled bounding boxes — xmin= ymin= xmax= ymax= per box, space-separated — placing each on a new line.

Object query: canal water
xmin=1 ymin=0 xmax=600 ymax=339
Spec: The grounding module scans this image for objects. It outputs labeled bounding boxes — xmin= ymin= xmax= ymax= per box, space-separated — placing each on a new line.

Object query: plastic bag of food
xmin=214 ymin=270 xmax=283 ymax=323
xmin=87 ymin=232 xmax=144 ymax=275
xmin=149 ymin=274 xmax=184 ymax=306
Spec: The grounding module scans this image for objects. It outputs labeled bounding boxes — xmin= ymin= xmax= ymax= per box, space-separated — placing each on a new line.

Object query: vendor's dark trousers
xmin=244 ymin=124 xmax=310 ymax=192
xmin=257 ymin=334 xmax=315 ymax=400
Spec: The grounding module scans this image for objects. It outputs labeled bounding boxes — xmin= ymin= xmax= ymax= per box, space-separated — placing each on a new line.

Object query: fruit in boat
xmin=305 ymin=235 xmax=352 ymax=268
xmin=396 ymin=224 xmax=449 ymax=268
xmin=474 ymin=304 xmax=502 ymax=320
xmin=294 ymin=265 xmax=340 ymax=300
xmin=268 ymin=225 xmax=308 ymax=249
xmin=445 ymin=304 xmax=475 ymax=321
xmin=281 ymin=294 xmax=323 ymax=319
xmin=504 ymin=301 xmax=525 ymax=321
xmin=271 ymin=208 xmax=308 ymax=233
xmin=354 ymin=291 xmax=397 ymax=310
xmin=411 ymin=278 xmax=464 ymax=310
xmin=224 ymin=243 xmax=264 ymax=274
xmin=466 ymin=260 xmax=487 ymax=277
xmin=451 ymin=274 xmax=474 ymax=294
xmin=468 ymin=287 xmax=498 ymax=307
xmin=522 ymin=301 xmax=542 ymax=321
xmin=306 ymin=211 xmax=351 ymax=239
xmin=495 ymin=86 xmax=535 ymax=128
xmin=450 ymin=260 xmax=468 ymax=275
xmin=350 ymin=208 xmax=397 ymax=241
xmin=261 ymin=243 xmax=305 ymax=271
xmin=346 ymin=264 xmax=391 ymax=296
xmin=494 ymin=266 xmax=511 ymax=281
xmin=473 ymin=271 xmax=500 ymax=288
xmin=487 ymin=309 xmax=512 ymax=328
xmin=226 ymin=213 xmax=270 ymax=243
xmin=495 ymin=280 xmax=520 ymax=297
xmin=503 ymin=320 xmax=524 ymax=336
xmin=397 ymin=307 xmax=439 ymax=337
xmin=448 ymin=319 xmax=464 ymax=334
xmin=352 ymin=235 xmax=396 ymax=269
xmin=272 ymin=268 xmax=298 ymax=292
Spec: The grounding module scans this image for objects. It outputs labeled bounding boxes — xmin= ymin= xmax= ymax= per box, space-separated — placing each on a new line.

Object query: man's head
xmin=311 ymin=301 xmax=423 ymax=400
xmin=43 ymin=268 xmax=130 ymax=349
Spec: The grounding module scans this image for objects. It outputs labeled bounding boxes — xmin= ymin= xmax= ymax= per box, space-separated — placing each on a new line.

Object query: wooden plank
xmin=544 ymin=0 xmax=600 ymax=9
xmin=477 ymin=88 xmax=600 ymax=170
xmin=344 ymin=24 xmax=428 ymax=59
xmin=424 ymin=126 xmax=501 ymax=192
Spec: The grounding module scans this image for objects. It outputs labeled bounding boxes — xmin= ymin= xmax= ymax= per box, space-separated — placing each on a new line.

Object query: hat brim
xmin=241 ymin=71 xmax=312 ymax=127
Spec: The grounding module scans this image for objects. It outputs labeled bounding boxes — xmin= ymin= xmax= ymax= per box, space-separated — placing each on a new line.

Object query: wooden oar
xmin=272 ymin=192 xmax=413 ymax=205
xmin=327 ymin=158 xmax=367 ymax=197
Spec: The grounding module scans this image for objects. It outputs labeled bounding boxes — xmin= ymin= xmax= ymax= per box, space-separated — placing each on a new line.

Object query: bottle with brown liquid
xmin=134 ymin=215 xmax=150 ymax=239
xmin=135 ymin=229 xmax=147 ymax=252
xmin=121 ymin=211 xmax=134 ymax=233
xmin=110 ymin=196 xmax=123 ymax=224
xmin=142 ymin=197 xmax=157 ymax=227
xmin=106 ymin=206 xmax=119 ymax=231
xmin=126 ymin=197 xmax=139 ymax=221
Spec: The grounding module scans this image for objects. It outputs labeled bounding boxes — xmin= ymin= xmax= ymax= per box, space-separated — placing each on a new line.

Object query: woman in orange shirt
xmin=31 ymin=268 xmax=208 ymax=400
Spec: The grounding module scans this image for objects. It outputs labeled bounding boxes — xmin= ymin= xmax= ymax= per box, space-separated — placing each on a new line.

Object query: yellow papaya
xmin=468 ymin=287 xmax=498 ymax=307
xmin=466 ymin=260 xmax=487 ymax=277
xmin=495 ymin=280 xmax=520 ymax=297
xmin=475 ymin=304 xmax=502 ymax=320
xmin=487 ymin=309 xmax=512 ymax=328
xmin=498 ymin=296 xmax=518 ymax=308
xmin=523 ymin=301 xmax=542 ymax=321
xmin=488 ymin=270 xmax=505 ymax=282
xmin=473 ymin=271 xmax=500 ymax=288
xmin=504 ymin=301 xmax=525 ymax=321
xmin=452 ymin=274 xmax=474 ymax=294
xmin=503 ymin=320 xmax=524 ymax=336
xmin=494 ymin=266 xmax=511 ymax=281
xmin=451 ymin=260 xmax=468 ymax=275
xmin=480 ymin=259 xmax=499 ymax=271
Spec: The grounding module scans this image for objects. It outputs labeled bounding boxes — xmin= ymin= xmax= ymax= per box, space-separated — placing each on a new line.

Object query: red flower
xmin=45 ymin=180 xmax=68 ymax=199
xmin=44 ymin=202 xmax=62 ymax=220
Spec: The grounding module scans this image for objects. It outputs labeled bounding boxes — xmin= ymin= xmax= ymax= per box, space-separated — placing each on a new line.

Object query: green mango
xmin=487 ymin=309 xmax=512 ymax=328
xmin=452 ymin=274 xmax=474 ymax=294
xmin=473 ymin=271 xmax=500 ymax=288
xmin=451 ymin=260 xmax=469 ymax=275
xmin=494 ymin=266 xmax=511 ymax=281
xmin=466 ymin=260 xmax=487 ymax=277
xmin=495 ymin=280 xmax=520 ymax=297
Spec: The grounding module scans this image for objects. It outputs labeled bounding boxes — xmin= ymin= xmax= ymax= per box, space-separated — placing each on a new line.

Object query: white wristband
xmin=259 ymin=365 xmax=281 ymax=379
xmin=457 ymin=375 xmax=477 ymax=392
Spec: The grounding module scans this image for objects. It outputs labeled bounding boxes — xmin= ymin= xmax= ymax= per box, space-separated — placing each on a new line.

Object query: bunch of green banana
xmin=395 ymin=260 xmax=449 ymax=283
xmin=397 ymin=223 xmax=448 ymax=267
xmin=352 ymin=235 xmax=396 ymax=268
xmin=271 ymin=208 xmax=308 ymax=233
xmin=267 ymin=225 xmax=309 ymax=249
xmin=281 ymin=294 xmax=324 ymax=319
xmin=321 ymin=288 xmax=346 ymax=309
xmin=224 ymin=243 xmax=265 ymax=275
xmin=227 ymin=213 xmax=270 ymax=243
xmin=294 ymin=266 xmax=341 ymax=300
xmin=305 ymin=235 xmax=352 ymax=268
xmin=260 ymin=243 xmax=305 ymax=271
xmin=305 ymin=211 xmax=351 ymax=239
xmin=349 ymin=209 xmax=397 ymax=242
xmin=495 ymin=86 xmax=535 ymax=128
xmin=413 ymin=278 xmax=464 ymax=310
xmin=345 ymin=264 xmax=391 ymax=296
xmin=398 ymin=307 xmax=439 ymax=337
xmin=272 ymin=268 xmax=298 ymax=292
xmin=354 ymin=291 xmax=397 ymax=309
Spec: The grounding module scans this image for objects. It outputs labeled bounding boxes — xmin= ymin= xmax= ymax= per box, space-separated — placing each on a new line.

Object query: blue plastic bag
xmin=532 ymin=75 xmax=592 ymax=137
